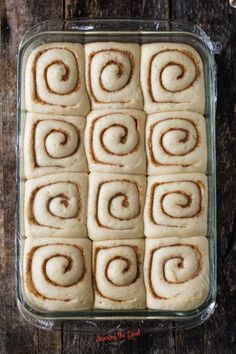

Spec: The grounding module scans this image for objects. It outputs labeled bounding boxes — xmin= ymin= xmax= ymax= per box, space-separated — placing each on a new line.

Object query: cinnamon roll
xmin=141 ymin=43 xmax=205 ymax=114
xmin=87 ymin=173 xmax=146 ymax=240
xmin=146 ymin=111 xmax=207 ymax=175
xmin=85 ymin=42 xmax=143 ymax=109
xmin=144 ymin=237 xmax=209 ymax=310
xmin=24 ymin=113 xmax=87 ymax=179
xmin=25 ymin=43 xmax=90 ymax=115
xmin=144 ymin=173 xmax=208 ymax=237
xmin=93 ymin=239 xmax=146 ymax=309
xmin=84 ymin=109 xmax=146 ymax=174
xmin=24 ymin=173 xmax=88 ymax=237
xmin=24 ymin=238 xmax=93 ymax=311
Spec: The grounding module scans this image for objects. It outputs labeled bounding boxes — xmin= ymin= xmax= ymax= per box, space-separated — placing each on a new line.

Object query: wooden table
xmin=0 ymin=0 xmax=235 ymax=353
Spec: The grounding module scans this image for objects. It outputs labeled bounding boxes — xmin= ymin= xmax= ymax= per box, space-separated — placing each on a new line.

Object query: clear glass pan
xmin=16 ymin=19 xmax=217 ymax=332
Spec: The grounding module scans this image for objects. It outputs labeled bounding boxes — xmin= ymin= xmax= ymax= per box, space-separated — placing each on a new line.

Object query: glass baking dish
xmin=16 ymin=19 xmax=217 ymax=332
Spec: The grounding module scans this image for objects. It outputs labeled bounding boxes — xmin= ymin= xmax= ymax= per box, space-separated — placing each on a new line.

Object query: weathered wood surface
xmin=0 ymin=0 xmax=235 ymax=353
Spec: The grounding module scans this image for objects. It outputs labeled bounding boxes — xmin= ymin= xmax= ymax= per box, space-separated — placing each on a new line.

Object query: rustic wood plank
xmin=61 ymin=327 xmax=176 ymax=354
xmin=0 ymin=177 xmax=5 ymax=352
xmin=0 ymin=1 xmax=63 ymax=353
xmin=64 ymin=0 xmax=170 ymax=19
xmin=0 ymin=23 xmax=6 ymax=351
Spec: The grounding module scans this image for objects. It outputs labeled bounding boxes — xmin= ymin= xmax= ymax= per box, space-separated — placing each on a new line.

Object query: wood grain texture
xmin=0 ymin=0 xmax=235 ymax=353
xmin=64 ymin=0 xmax=169 ymax=19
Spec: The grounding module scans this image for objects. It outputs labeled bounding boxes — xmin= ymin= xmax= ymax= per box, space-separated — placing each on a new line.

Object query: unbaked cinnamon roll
xmin=146 ymin=111 xmax=207 ymax=175
xmin=85 ymin=42 xmax=143 ymax=109
xmin=141 ymin=43 xmax=205 ymax=114
xmin=25 ymin=43 xmax=90 ymax=115
xmin=24 ymin=113 xmax=87 ymax=179
xmin=24 ymin=238 xmax=93 ymax=311
xmin=85 ymin=109 xmax=146 ymax=174
xmin=144 ymin=237 xmax=209 ymax=310
xmin=87 ymin=173 xmax=146 ymax=240
xmin=93 ymin=239 xmax=146 ymax=309
xmin=24 ymin=173 xmax=88 ymax=237
xmin=144 ymin=173 xmax=208 ymax=237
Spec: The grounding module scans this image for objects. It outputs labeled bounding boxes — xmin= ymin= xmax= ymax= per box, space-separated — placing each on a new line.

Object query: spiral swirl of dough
xmin=90 ymin=112 xmax=140 ymax=164
xmin=150 ymin=180 xmax=202 ymax=228
xmin=146 ymin=111 xmax=207 ymax=175
xmin=26 ymin=243 xmax=85 ymax=301
xmin=146 ymin=111 xmax=207 ymax=174
xmin=25 ymin=173 xmax=87 ymax=238
xmin=150 ymin=245 xmax=201 ymax=297
xmin=88 ymin=49 xmax=133 ymax=102
xmin=29 ymin=181 xmax=81 ymax=229
xmin=144 ymin=174 xmax=207 ymax=238
xmin=34 ymin=48 xmax=81 ymax=105
xmin=145 ymin=237 xmax=209 ymax=310
xmin=86 ymin=43 xmax=143 ymax=109
xmin=141 ymin=43 xmax=205 ymax=114
xmin=149 ymin=49 xmax=200 ymax=102
xmin=149 ymin=117 xmax=200 ymax=166
xmin=96 ymin=180 xmax=141 ymax=231
xmin=94 ymin=245 xmax=139 ymax=302
xmin=25 ymin=43 xmax=90 ymax=115
xmin=35 ymin=119 xmax=79 ymax=163
xmin=24 ymin=114 xmax=88 ymax=179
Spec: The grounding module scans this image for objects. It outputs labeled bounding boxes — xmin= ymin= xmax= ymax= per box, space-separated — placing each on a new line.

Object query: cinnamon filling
xmin=88 ymin=49 xmax=134 ymax=103
xmin=32 ymin=120 xmax=80 ymax=168
xmin=148 ymin=118 xmax=200 ymax=167
xmin=27 ymin=182 xmax=81 ymax=229
xmin=26 ymin=244 xmax=86 ymax=301
xmin=93 ymin=245 xmax=140 ymax=302
xmin=147 ymin=49 xmax=200 ymax=104
xmin=32 ymin=48 xmax=81 ymax=105
xmin=148 ymin=180 xmax=203 ymax=227
xmin=89 ymin=113 xmax=140 ymax=167
xmin=95 ymin=180 xmax=141 ymax=229
xmin=148 ymin=245 xmax=202 ymax=299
